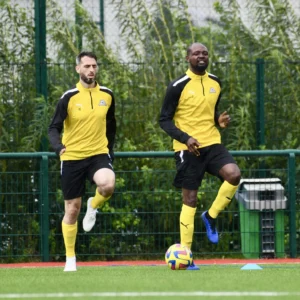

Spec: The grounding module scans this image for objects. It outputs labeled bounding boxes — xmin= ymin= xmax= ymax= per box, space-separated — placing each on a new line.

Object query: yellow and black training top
xmin=48 ymin=81 xmax=116 ymax=161
xmin=159 ymin=69 xmax=221 ymax=152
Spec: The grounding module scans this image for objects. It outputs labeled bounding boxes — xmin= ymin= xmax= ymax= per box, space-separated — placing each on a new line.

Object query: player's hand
xmin=218 ymin=111 xmax=231 ymax=128
xmin=59 ymin=148 xmax=66 ymax=156
xmin=186 ymin=137 xmax=201 ymax=156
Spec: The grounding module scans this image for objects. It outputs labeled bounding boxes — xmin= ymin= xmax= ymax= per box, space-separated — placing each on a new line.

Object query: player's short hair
xmin=186 ymin=43 xmax=207 ymax=56
xmin=76 ymin=51 xmax=97 ymax=65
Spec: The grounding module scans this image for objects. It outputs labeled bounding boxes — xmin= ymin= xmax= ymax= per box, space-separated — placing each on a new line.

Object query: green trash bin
xmin=235 ymin=178 xmax=286 ymax=259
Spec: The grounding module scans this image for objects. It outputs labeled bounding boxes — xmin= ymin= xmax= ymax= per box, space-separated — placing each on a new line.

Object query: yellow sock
xmin=209 ymin=181 xmax=239 ymax=218
xmin=91 ymin=188 xmax=111 ymax=209
xmin=62 ymin=221 xmax=77 ymax=258
xmin=180 ymin=204 xmax=196 ymax=250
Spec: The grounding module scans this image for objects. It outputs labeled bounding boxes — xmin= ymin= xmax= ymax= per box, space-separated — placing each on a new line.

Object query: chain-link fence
xmin=0 ymin=151 xmax=299 ymax=262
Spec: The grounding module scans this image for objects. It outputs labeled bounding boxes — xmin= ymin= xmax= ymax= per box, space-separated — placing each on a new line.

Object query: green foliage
xmin=212 ymin=0 xmax=300 ymax=151
xmin=0 ymin=2 xmax=36 ymax=153
xmin=20 ymin=97 xmax=50 ymax=152
xmin=2 ymin=0 xmax=299 ymax=154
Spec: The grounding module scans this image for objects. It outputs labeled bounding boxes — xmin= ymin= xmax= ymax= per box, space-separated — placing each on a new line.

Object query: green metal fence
xmin=0 ymin=150 xmax=299 ymax=263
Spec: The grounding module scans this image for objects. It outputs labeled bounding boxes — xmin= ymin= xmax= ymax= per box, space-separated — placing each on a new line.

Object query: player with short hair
xmin=48 ymin=51 xmax=116 ymax=271
xmin=159 ymin=43 xmax=241 ymax=270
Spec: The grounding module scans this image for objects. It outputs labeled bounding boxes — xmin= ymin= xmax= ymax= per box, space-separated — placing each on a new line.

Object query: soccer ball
xmin=165 ymin=243 xmax=193 ymax=270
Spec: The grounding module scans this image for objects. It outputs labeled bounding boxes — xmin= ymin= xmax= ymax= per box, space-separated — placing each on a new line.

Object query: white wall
xmin=9 ymin=0 xmax=300 ymax=61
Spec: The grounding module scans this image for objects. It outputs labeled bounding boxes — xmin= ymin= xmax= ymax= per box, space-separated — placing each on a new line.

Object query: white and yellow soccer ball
xmin=165 ymin=243 xmax=193 ymax=270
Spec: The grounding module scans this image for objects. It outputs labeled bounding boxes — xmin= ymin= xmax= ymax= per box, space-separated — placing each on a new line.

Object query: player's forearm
xmin=48 ymin=128 xmax=65 ymax=155
xmin=159 ymin=120 xmax=190 ymax=144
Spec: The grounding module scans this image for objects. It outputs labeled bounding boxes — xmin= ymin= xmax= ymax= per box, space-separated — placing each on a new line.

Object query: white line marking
xmin=0 ymin=291 xmax=300 ymax=298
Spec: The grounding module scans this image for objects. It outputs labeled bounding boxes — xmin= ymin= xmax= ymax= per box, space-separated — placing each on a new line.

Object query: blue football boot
xmin=187 ymin=261 xmax=200 ymax=270
xmin=201 ymin=211 xmax=219 ymax=244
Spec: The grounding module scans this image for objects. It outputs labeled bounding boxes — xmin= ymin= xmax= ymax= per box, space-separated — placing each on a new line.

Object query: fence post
xmin=75 ymin=0 xmax=83 ymax=50
xmin=288 ymin=153 xmax=296 ymax=258
xmin=256 ymin=58 xmax=266 ymax=178
xmin=34 ymin=0 xmax=47 ymax=100
xmin=40 ymin=155 xmax=49 ymax=262
xmin=99 ymin=0 xmax=105 ymax=35
xmin=256 ymin=58 xmax=265 ymax=147
xmin=34 ymin=0 xmax=48 ymax=151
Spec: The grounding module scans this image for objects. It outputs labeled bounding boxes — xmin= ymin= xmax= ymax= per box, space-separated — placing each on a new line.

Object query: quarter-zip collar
xmin=186 ymin=69 xmax=207 ymax=95
xmin=186 ymin=69 xmax=208 ymax=80
xmin=76 ymin=81 xmax=100 ymax=109
xmin=76 ymin=80 xmax=100 ymax=92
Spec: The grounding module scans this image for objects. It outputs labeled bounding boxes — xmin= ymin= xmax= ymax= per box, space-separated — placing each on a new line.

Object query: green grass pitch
xmin=0 ymin=264 xmax=300 ymax=299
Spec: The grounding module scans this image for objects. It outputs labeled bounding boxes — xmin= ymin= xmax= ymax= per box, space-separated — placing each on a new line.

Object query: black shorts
xmin=173 ymin=144 xmax=236 ymax=190
xmin=61 ymin=154 xmax=114 ymax=200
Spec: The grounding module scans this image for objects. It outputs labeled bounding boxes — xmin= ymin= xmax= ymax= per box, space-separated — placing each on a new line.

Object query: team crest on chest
xmin=98 ymin=100 xmax=107 ymax=106
xmin=209 ymin=87 xmax=216 ymax=93
xmin=75 ymin=103 xmax=83 ymax=111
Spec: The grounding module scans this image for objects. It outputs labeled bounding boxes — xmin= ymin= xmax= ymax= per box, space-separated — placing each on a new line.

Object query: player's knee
xmin=65 ymin=207 xmax=80 ymax=221
xmin=100 ymin=182 xmax=115 ymax=197
xmin=227 ymin=169 xmax=241 ymax=186
xmin=183 ymin=195 xmax=197 ymax=207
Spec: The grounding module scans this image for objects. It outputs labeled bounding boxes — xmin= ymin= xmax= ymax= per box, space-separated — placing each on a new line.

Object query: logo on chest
xmin=75 ymin=104 xmax=83 ymax=111
xmin=209 ymin=87 xmax=216 ymax=93
xmin=98 ymin=100 xmax=107 ymax=106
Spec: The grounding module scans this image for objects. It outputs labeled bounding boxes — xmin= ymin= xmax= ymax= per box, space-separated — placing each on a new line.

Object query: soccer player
xmin=48 ymin=51 xmax=116 ymax=271
xmin=159 ymin=43 xmax=241 ymax=270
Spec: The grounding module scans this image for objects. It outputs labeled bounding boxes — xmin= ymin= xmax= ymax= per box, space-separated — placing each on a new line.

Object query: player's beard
xmin=81 ymin=74 xmax=95 ymax=85
xmin=194 ymin=63 xmax=207 ymax=73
